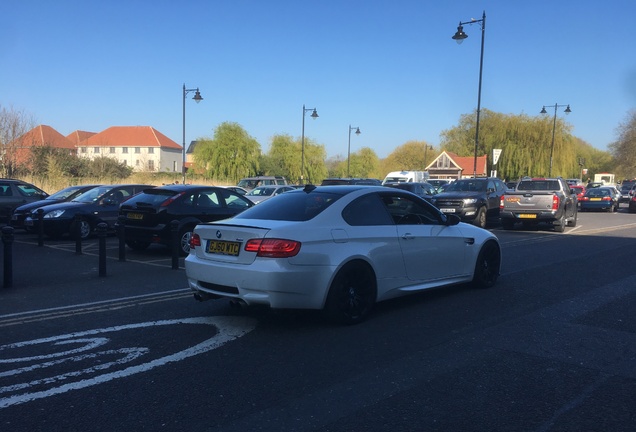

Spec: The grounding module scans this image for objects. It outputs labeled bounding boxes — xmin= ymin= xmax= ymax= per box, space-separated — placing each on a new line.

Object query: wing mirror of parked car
xmin=444 ymin=214 xmax=461 ymax=226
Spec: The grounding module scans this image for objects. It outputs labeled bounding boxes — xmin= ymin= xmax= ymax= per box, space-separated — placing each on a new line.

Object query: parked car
xmin=0 ymin=179 xmax=48 ymax=223
xmin=431 ymin=177 xmax=508 ymax=228
xmin=618 ymin=180 xmax=635 ymax=203
xmin=579 ymin=187 xmax=619 ymax=212
xmin=119 ymin=185 xmax=254 ymax=255
xmin=570 ymin=185 xmax=586 ymax=204
xmin=427 ymin=179 xmax=451 ymax=193
xmin=628 ymin=192 xmax=636 ymax=213
xmin=321 ymin=178 xmax=382 ymax=185
xmin=244 ymin=185 xmax=295 ymax=204
xmin=24 ymin=184 xmax=152 ymax=239
xmin=237 ymin=176 xmax=289 ymax=191
xmin=385 ymin=182 xmax=437 ymax=202
xmin=185 ymin=185 xmax=501 ymax=324
xmin=11 ymin=184 xmax=101 ymax=230
xmin=221 ymin=186 xmax=248 ymax=195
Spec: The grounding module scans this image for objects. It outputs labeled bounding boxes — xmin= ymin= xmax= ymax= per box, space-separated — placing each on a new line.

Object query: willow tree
xmin=330 ymin=146 xmax=381 ymax=179
xmin=193 ymin=122 xmax=261 ymax=183
xmin=440 ymin=109 xmax=577 ymax=180
xmin=261 ymin=134 xmax=328 ymax=184
xmin=382 ymin=141 xmax=436 ymax=174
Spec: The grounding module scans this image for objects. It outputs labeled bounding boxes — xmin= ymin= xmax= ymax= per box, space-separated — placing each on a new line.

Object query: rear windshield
xmin=516 ymin=180 xmax=560 ymax=191
xmin=234 ymin=190 xmax=342 ymax=221
xmin=446 ymin=180 xmax=487 ymax=192
xmin=125 ymin=188 xmax=175 ymax=206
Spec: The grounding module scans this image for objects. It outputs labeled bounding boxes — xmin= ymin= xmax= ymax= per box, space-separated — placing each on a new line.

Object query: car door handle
xmin=464 ymin=238 xmax=475 ymax=245
xmin=401 ymin=233 xmax=415 ymax=240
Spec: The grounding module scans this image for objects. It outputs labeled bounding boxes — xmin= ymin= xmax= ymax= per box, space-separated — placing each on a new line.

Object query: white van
xmin=381 ymin=171 xmax=428 ymax=185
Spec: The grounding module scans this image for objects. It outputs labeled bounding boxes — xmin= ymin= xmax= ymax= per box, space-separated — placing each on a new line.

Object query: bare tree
xmin=0 ymin=104 xmax=36 ymax=177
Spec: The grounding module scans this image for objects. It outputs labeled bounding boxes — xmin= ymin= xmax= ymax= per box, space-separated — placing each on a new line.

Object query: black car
xmin=11 ymin=184 xmax=101 ymax=230
xmin=24 ymin=184 xmax=152 ymax=239
xmin=385 ymin=182 xmax=437 ymax=202
xmin=0 ymin=179 xmax=49 ymax=223
xmin=119 ymin=185 xmax=254 ymax=255
xmin=431 ymin=177 xmax=508 ymax=228
xmin=320 ymin=178 xmax=382 ymax=186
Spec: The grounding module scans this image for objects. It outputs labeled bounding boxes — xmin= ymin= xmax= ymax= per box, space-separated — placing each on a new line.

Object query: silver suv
xmin=237 ymin=176 xmax=289 ymax=191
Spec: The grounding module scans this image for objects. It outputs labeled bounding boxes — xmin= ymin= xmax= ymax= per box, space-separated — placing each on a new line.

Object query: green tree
xmin=382 ymin=141 xmax=435 ymax=174
xmin=86 ymin=156 xmax=132 ymax=181
xmin=608 ymin=110 xmax=636 ymax=179
xmin=193 ymin=122 xmax=261 ymax=184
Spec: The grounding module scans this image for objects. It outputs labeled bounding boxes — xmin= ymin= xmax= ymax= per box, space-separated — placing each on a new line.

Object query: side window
xmin=342 ymin=194 xmax=393 ymax=226
xmin=487 ymin=180 xmax=495 ymax=192
xmin=380 ymin=193 xmax=442 ymax=225
xmin=196 ymin=192 xmax=219 ymax=208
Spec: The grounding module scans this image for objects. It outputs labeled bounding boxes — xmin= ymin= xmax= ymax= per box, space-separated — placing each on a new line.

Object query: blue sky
xmin=2 ymin=0 xmax=634 ymax=160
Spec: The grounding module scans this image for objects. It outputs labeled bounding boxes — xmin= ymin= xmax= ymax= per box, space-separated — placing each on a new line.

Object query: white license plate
xmin=440 ymin=208 xmax=455 ymax=213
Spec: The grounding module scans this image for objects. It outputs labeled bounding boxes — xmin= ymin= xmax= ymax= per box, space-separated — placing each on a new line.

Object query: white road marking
xmin=0 ymin=316 xmax=256 ymax=409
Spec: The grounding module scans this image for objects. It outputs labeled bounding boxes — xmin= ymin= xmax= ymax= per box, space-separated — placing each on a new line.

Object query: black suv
xmin=431 ymin=177 xmax=507 ymax=228
xmin=0 ymin=179 xmax=48 ymax=223
xmin=119 ymin=185 xmax=253 ymax=255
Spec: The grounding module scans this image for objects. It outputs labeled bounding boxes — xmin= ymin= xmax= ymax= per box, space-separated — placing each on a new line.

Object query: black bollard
xmin=36 ymin=208 xmax=44 ymax=247
xmin=170 ymin=220 xmax=180 ymax=270
xmin=74 ymin=214 xmax=83 ymax=255
xmin=2 ymin=226 xmax=14 ymax=288
xmin=97 ymin=222 xmax=108 ymax=277
xmin=116 ymin=215 xmax=126 ymax=262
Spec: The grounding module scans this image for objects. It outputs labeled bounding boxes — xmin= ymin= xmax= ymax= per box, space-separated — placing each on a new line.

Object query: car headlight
xmin=463 ymin=198 xmax=478 ymax=205
xmin=43 ymin=209 xmax=67 ymax=218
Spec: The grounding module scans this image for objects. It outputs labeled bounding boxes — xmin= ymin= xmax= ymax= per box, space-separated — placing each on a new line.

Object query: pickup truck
xmin=499 ymin=177 xmax=577 ymax=232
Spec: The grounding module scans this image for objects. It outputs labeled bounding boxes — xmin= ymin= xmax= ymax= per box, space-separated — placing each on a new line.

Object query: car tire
xmin=71 ymin=219 xmax=91 ymax=240
xmin=501 ymin=219 xmax=514 ymax=230
xmin=473 ymin=206 xmax=487 ymax=229
xmin=126 ymin=240 xmax=150 ymax=251
xmin=324 ymin=261 xmax=376 ymax=325
xmin=472 ymin=240 xmax=500 ymax=289
xmin=179 ymin=227 xmax=194 ymax=256
xmin=568 ymin=210 xmax=578 ymax=227
xmin=554 ymin=213 xmax=566 ymax=233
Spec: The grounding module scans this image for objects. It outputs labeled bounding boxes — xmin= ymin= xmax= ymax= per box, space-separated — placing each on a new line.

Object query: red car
xmin=570 ymin=185 xmax=586 ymax=204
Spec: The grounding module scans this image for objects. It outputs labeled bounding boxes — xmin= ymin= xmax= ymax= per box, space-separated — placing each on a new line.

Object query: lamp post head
xmin=564 ymin=105 xmax=571 ymax=114
xmin=193 ymin=89 xmax=203 ymax=103
xmin=355 ymin=127 xmax=361 ymax=135
xmin=540 ymin=106 xmax=548 ymax=115
xmin=452 ymin=24 xmax=468 ymax=44
xmin=310 ymin=109 xmax=319 ymax=119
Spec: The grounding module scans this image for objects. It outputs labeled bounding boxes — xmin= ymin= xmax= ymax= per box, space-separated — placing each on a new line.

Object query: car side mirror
xmin=444 ymin=214 xmax=461 ymax=226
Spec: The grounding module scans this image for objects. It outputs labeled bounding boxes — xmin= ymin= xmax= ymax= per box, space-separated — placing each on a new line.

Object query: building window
xmin=148 ymin=160 xmax=155 ymax=170
xmin=134 ymin=147 xmax=141 ymax=154
xmin=122 ymin=147 xmax=128 ymax=154
xmin=148 ymin=147 xmax=154 ymax=154
xmin=94 ymin=147 xmax=100 ymax=154
xmin=80 ymin=147 xmax=87 ymax=153
xmin=135 ymin=160 xmax=140 ymax=167
xmin=109 ymin=147 xmax=116 ymax=153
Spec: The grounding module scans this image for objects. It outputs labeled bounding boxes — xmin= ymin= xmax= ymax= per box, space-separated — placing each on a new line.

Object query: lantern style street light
xmin=452 ymin=11 xmax=486 ymax=178
xmin=347 ymin=125 xmax=361 ymax=177
xmin=182 ymin=84 xmax=203 ymax=184
xmin=301 ymin=104 xmax=319 ymax=183
xmin=540 ymin=103 xmax=571 ymax=177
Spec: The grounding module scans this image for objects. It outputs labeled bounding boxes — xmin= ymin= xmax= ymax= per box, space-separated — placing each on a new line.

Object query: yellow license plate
xmin=207 ymin=240 xmax=241 ymax=256
xmin=518 ymin=214 xmax=537 ymax=219
xmin=127 ymin=213 xmax=144 ymax=220
xmin=590 ymin=198 xmax=601 ymax=201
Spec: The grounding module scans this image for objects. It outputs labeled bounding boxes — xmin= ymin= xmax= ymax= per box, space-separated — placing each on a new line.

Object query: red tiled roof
xmin=445 ymin=151 xmax=488 ymax=176
xmin=81 ymin=126 xmax=182 ymax=149
xmin=66 ymin=130 xmax=96 ymax=145
xmin=15 ymin=125 xmax=75 ymax=149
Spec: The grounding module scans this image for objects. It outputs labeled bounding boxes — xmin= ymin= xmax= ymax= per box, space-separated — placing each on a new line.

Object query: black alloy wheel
xmin=554 ymin=213 xmax=566 ymax=233
xmin=324 ymin=261 xmax=377 ymax=325
xmin=472 ymin=240 xmax=501 ymax=289
xmin=473 ymin=206 xmax=487 ymax=229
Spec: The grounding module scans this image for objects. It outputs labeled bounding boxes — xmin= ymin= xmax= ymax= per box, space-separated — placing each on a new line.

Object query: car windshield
xmin=446 ymin=180 xmax=486 ymax=192
xmin=125 ymin=188 xmax=175 ymax=206
xmin=234 ymin=190 xmax=342 ymax=221
xmin=73 ymin=186 xmax=115 ymax=203
xmin=247 ymin=187 xmax=274 ymax=197
xmin=586 ymin=189 xmax=610 ymax=197
xmin=47 ymin=185 xmax=88 ymax=200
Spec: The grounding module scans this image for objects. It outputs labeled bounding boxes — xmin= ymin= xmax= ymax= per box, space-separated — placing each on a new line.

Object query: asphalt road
xmin=1 ymin=208 xmax=635 ymax=431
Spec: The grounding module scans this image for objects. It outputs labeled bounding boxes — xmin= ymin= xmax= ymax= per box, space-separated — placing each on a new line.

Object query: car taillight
xmin=189 ymin=233 xmax=201 ymax=249
xmin=581 ymin=196 xmax=590 ymax=201
xmin=244 ymin=238 xmax=301 ymax=258
xmin=499 ymin=196 xmax=504 ymax=210
xmin=552 ymin=194 xmax=560 ymax=211
xmin=601 ymin=196 xmax=611 ymax=201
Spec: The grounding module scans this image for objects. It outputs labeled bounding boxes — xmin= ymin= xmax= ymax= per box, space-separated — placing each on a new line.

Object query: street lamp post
xmin=424 ymin=144 xmax=433 ymax=169
xmin=301 ymin=104 xmax=319 ymax=183
xmin=452 ymin=11 xmax=486 ymax=178
xmin=540 ymin=103 xmax=571 ymax=177
xmin=182 ymin=84 xmax=203 ymax=184
xmin=347 ymin=125 xmax=361 ymax=177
